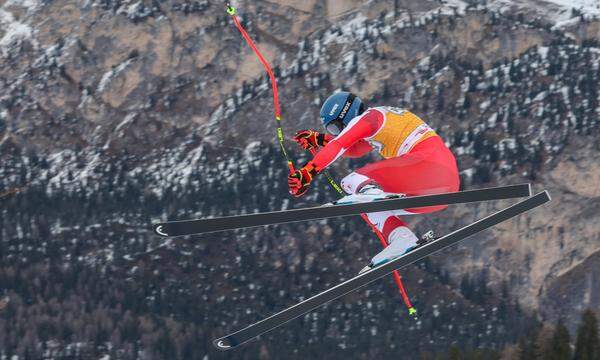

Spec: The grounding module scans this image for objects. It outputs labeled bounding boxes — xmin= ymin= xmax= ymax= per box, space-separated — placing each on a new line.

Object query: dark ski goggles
xmin=323 ymin=94 xmax=366 ymax=136
xmin=325 ymin=119 xmax=345 ymax=135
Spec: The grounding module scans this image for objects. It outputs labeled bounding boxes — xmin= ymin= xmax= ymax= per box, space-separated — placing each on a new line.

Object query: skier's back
xmin=289 ymin=91 xmax=460 ymax=271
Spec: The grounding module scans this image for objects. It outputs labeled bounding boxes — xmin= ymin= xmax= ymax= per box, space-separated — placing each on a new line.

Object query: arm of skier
xmin=321 ymin=134 xmax=372 ymax=158
xmin=312 ymin=109 xmax=382 ymax=170
xmin=292 ymin=128 xmax=371 ymax=158
xmin=342 ymin=140 xmax=373 ymax=158
xmin=288 ymin=109 xmax=382 ymax=197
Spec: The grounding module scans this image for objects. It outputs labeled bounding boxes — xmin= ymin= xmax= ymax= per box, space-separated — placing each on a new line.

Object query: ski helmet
xmin=319 ymin=91 xmax=366 ymax=135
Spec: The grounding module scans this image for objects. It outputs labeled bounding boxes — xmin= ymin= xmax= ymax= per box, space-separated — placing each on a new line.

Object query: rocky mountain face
xmin=0 ymin=0 xmax=598 ymax=358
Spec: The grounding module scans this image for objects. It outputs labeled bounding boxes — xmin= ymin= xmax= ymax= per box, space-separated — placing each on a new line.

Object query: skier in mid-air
xmin=288 ymin=91 xmax=460 ymax=273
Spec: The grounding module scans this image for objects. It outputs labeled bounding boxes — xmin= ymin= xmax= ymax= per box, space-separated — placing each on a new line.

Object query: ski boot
xmin=331 ymin=184 xmax=404 ymax=205
xmin=358 ymin=230 xmax=436 ymax=274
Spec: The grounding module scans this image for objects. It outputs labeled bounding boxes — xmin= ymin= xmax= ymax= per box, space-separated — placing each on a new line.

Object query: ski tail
xmin=212 ymin=190 xmax=550 ymax=350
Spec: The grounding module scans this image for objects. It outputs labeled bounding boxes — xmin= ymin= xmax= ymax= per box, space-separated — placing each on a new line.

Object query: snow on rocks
xmin=485 ymin=0 xmax=599 ymax=27
xmin=97 ymin=58 xmax=134 ymax=93
xmin=0 ymin=8 xmax=34 ymax=56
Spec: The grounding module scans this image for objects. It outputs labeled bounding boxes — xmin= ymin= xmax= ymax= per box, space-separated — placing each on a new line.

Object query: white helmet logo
xmin=329 ymin=103 xmax=339 ymax=116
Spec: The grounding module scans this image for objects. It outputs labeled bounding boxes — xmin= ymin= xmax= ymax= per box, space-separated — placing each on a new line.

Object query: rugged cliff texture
xmin=0 ymin=0 xmax=598 ymax=358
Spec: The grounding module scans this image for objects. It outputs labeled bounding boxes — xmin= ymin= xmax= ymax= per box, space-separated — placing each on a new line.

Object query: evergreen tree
xmin=460 ymin=273 xmax=473 ymax=300
xmin=517 ymin=337 xmax=533 ymax=360
xmin=534 ymin=324 xmax=555 ymax=359
xmin=518 ymin=323 xmax=541 ymax=360
xmin=463 ymin=94 xmax=472 ymax=109
xmin=574 ymin=310 xmax=600 ymax=360
xmin=546 ymin=321 xmax=571 ymax=360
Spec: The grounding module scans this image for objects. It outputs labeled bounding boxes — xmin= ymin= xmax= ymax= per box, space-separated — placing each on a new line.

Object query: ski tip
xmin=213 ymin=337 xmax=235 ymax=351
xmin=153 ymin=224 xmax=169 ymax=237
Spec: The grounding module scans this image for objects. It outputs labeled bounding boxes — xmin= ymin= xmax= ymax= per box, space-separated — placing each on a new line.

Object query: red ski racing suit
xmin=310 ymin=107 xmax=460 ymax=264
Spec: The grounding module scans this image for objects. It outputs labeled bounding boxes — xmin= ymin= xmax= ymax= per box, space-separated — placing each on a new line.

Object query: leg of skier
xmin=341 ymin=136 xmax=460 ymax=271
xmin=342 ymin=173 xmax=422 ymax=272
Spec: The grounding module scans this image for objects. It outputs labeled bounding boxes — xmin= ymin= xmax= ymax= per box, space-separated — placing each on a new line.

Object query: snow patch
xmin=480 ymin=100 xmax=491 ymax=112
xmin=4 ymin=0 xmax=41 ymax=13
xmin=125 ymin=2 xmax=143 ymax=18
xmin=0 ymin=8 xmax=34 ymax=56
xmin=323 ymin=13 xmax=368 ymax=45
xmin=115 ymin=113 xmax=137 ymax=133
xmin=97 ymin=59 xmax=133 ymax=93
xmin=485 ymin=0 xmax=600 ymax=26
xmin=487 ymin=112 xmax=498 ymax=128
xmin=545 ymin=0 xmax=600 ymax=18
xmin=500 ymin=138 xmax=517 ymax=150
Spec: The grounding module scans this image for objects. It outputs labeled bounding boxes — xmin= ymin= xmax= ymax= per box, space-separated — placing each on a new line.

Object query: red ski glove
xmin=288 ymin=161 xmax=318 ymax=197
xmin=293 ymin=130 xmax=331 ymax=150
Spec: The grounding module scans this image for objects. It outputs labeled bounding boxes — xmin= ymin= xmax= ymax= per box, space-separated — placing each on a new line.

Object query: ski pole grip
xmin=287 ymin=161 xmax=295 ymax=174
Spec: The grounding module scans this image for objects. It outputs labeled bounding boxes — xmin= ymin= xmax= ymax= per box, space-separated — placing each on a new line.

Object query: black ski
xmin=213 ymin=190 xmax=551 ymax=350
xmin=153 ymin=183 xmax=531 ymax=237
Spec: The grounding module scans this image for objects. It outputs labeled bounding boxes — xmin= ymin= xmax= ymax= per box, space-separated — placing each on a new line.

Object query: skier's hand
xmin=293 ymin=130 xmax=330 ymax=150
xmin=288 ymin=162 xmax=318 ymax=197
